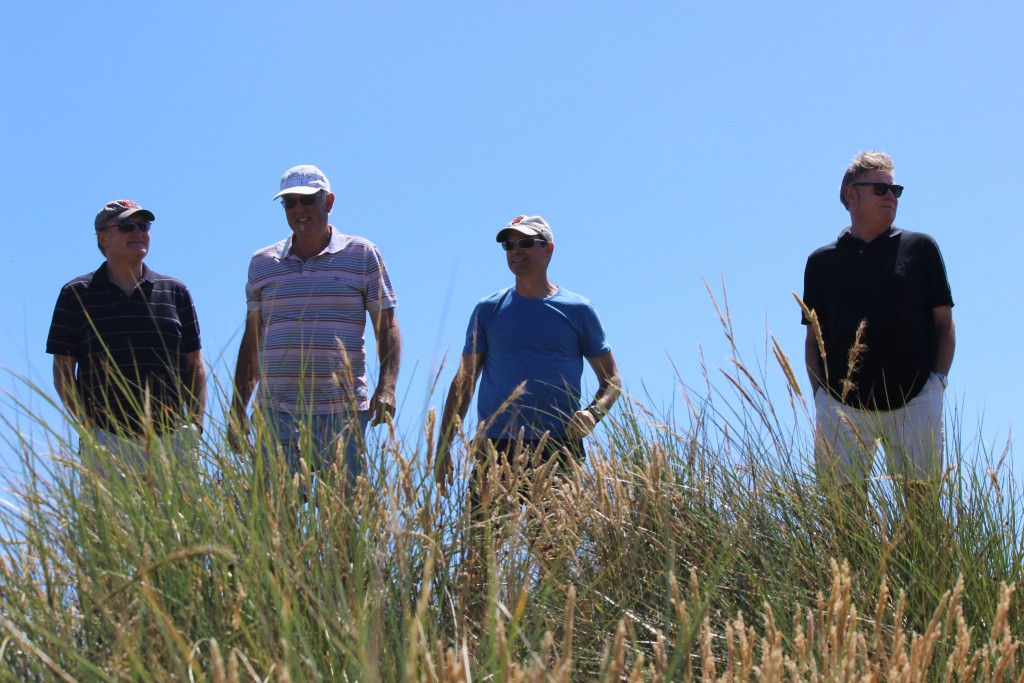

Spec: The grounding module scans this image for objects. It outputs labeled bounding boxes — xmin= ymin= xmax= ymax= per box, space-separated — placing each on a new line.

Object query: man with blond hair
xmin=802 ymin=151 xmax=956 ymax=501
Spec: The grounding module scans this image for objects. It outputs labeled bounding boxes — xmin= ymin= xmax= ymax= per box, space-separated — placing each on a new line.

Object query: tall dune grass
xmin=1 ymin=321 xmax=1022 ymax=681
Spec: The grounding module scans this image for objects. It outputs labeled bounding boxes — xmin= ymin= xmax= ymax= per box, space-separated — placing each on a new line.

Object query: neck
xmin=291 ymin=225 xmax=332 ymax=260
xmin=105 ymin=258 xmax=145 ymax=294
xmin=849 ymin=221 xmax=891 ymax=243
xmin=514 ymin=275 xmax=556 ymax=299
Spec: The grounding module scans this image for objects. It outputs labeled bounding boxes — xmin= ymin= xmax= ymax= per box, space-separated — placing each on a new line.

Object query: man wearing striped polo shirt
xmin=230 ymin=165 xmax=401 ymax=487
xmin=47 ymin=199 xmax=207 ymax=476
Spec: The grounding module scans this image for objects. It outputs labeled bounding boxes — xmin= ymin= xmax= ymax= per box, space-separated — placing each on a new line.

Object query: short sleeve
xmin=462 ymin=304 xmax=489 ymax=355
xmin=363 ymin=245 xmax=397 ymax=314
xmin=579 ymin=302 xmax=611 ymax=358
xmin=925 ymin=238 xmax=954 ymax=309
xmin=178 ymin=286 xmax=202 ymax=353
xmin=801 ymin=255 xmax=820 ymax=325
xmin=46 ymin=285 xmax=83 ymax=356
xmin=245 ymin=258 xmax=262 ymax=314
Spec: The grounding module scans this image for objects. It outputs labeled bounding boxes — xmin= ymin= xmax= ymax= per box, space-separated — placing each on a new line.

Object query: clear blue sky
xmin=2 ymin=2 xmax=1020 ymax=484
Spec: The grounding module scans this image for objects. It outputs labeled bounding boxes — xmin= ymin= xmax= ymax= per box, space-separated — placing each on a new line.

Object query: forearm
xmin=932 ymin=308 xmax=955 ymax=376
xmin=439 ymin=388 xmax=469 ymax=449
xmin=580 ymin=352 xmax=621 ymax=424
xmin=933 ymin=324 xmax=956 ymax=375
xmin=435 ymin=366 xmax=476 ymax=489
xmin=230 ymin=341 xmax=260 ymax=423
xmin=805 ymin=365 xmax=824 ymax=393
xmin=804 ymin=332 xmax=825 ymax=393
xmin=231 ymin=360 xmax=257 ymax=416
xmin=586 ymin=377 xmax=621 ymax=420
xmin=52 ymin=356 xmax=80 ymax=420
xmin=185 ymin=353 xmax=207 ymax=424
xmin=232 ymin=313 xmax=263 ymax=419
xmin=438 ymin=371 xmax=476 ymax=455
xmin=55 ymin=381 xmax=77 ymax=416
xmin=376 ymin=321 xmax=401 ymax=394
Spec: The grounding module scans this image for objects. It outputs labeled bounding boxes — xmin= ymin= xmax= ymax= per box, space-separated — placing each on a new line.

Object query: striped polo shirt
xmin=246 ymin=227 xmax=397 ymax=415
xmin=46 ymin=263 xmax=202 ymax=435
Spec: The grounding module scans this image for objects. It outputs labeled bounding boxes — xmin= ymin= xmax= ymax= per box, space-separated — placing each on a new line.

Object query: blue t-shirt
xmin=464 ymin=286 xmax=611 ymax=439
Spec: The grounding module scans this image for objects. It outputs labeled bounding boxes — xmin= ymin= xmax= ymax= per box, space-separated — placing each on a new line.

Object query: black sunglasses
xmin=281 ymin=193 xmax=323 ymax=209
xmin=851 ymin=182 xmax=904 ymax=198
xmin=103 ymin=220 xmax=152 ymax=234
xmin=500 ymin=237 xmax=548 ymax=251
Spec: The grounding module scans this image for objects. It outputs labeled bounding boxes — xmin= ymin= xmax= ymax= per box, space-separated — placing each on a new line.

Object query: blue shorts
xmin=260 ymin=409 xmax=369 ymax=488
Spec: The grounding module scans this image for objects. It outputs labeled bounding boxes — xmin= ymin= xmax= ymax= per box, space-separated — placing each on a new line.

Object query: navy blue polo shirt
xmin=46 ymin=262 xmax=202 ymax=435
xmin=802 ymin=227 xmax=953 ymax=410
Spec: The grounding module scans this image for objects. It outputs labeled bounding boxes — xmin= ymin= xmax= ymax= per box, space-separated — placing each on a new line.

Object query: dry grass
xmin=1 ymin=291 xmax=1021 ymax=680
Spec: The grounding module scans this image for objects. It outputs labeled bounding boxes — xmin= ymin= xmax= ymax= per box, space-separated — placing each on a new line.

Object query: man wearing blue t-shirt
xmin=436 ymin=215 xmax=621 ymax=497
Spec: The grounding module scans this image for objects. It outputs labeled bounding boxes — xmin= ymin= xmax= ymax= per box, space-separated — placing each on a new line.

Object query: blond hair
xmin=839 ymin=151 xmax=895 ymax=208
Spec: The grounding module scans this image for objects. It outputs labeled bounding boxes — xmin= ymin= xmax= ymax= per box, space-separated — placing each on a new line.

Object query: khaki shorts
xmin=80 ymin=424 xmax=201 ymax=489
xmin=814 ymin=372 xmax=945 ymax=485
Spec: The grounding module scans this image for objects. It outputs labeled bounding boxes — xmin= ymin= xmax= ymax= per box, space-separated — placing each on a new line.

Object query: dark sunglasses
xmin=281 ymin=193 xmax=322 ymax=209
xmin=500 ymin=237 xmax=548 ymax=251
xmin=851 ymin=182 xmax=904 ymax=198
xmin=103 ymin=220 xmax=152 ymax=234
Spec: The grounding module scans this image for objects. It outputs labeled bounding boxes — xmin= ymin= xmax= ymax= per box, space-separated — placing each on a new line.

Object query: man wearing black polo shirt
xmin=802 ymin=151 xmax=955 ymax=502
xmin=46 ymin=199 xmax=206 ymax=475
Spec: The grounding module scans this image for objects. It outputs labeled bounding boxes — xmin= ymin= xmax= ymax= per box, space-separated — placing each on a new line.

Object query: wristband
xmin=586 ymin=404 xmax=605 ymax=423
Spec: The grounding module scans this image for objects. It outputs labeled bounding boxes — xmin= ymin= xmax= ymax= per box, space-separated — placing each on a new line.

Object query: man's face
xmin=281 ymin=191 xmax=334 ymax=237
xmin=98 ymin=215 xmax=150 ymax=263
xmin=847 ymin=169 xmax=898 ymax=227
xmin=502 ymin=229 xmax=552 ymax=276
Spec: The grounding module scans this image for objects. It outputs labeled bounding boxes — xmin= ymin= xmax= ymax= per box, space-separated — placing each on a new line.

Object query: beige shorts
xmin=814 ymin=372 xmax=945 ymax=485
xmin=80 ymin=424 xmax=201 ymax=488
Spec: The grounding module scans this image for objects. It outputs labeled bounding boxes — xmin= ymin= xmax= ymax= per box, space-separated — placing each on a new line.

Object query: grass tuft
xmin=2 ymin=325 xmax=1022 ymax=680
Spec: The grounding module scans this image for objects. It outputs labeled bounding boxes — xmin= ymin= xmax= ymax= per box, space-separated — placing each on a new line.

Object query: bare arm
xmin=566 ymin=351 xmax=622 ymax=440
xmin=229 ymin=310 xmax=262 ymax=443
xmin=369 ymin=307 xmax=401 ymax=426
xmin=932 ymin=305 xmax=955 ymax=376
xmin=52 ymin=355 xmax=80 ymax=420
xmin=184 ymin=349 xmax=207 ymax=428
xmin=436 ymin=352 xmax=485 ymax=492
xmin=804 ymin=326 xmax=826 ymax=395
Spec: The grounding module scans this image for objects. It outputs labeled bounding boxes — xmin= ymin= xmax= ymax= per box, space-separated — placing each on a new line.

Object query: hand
xmin=369 ymin=387 xmax=396 ymax=426
xmin=565 ymin=409 xmax=598 ymax=441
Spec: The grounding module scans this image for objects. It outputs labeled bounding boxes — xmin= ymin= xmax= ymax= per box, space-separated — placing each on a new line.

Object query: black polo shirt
xmin=46 ymin=263 xmax=202 ymax=435
xmin=802 ymin=227 xmax=953 ymax=411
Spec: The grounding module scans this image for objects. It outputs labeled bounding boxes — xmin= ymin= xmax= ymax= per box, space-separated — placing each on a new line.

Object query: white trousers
xmin=814 ymin=373 xmax=945 ymax=485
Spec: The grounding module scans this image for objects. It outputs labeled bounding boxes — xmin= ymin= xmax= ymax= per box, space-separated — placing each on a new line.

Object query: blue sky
xmin=1 ymin=2 xmax=1021 ymax=483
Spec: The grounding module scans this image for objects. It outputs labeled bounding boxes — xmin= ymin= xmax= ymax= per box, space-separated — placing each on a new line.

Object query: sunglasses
xmin=281 ymin=193 xmax=323 ymax=209
xmin=500 ymin=237 xmax=548 ymax=251
xmin=851 ymin=182 xmax=904 ymax=198
xmin=103 ymin=220 xmax=152 ymax=234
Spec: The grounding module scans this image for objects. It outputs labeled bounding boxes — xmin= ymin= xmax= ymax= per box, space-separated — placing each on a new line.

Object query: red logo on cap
xmin=510 ymin=215 xmax=525 ymax=225
xmin=117 ymin=200 xmax=137 ymax=208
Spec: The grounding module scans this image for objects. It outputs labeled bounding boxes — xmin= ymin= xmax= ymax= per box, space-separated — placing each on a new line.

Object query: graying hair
xmin=839 ymin=151 xmax=895 ymax=208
